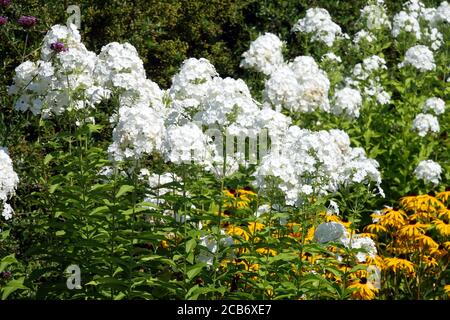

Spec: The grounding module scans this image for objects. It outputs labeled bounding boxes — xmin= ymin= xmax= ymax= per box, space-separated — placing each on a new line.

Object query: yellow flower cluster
xmin=222 ymin=188 xmax=257 ymax=210
xmin=364 ymin=191 xmax=450 ymax=297
xmin=216 ymin=190 xmax=449 ymax=299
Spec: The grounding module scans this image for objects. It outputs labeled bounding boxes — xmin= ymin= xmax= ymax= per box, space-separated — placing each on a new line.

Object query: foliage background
xmin=0 ymin=0 xmax=448 ymax=300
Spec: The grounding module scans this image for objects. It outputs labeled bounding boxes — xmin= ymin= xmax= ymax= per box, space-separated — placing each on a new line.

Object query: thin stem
xmin=22 ymin=32 xmax=29 ymax=62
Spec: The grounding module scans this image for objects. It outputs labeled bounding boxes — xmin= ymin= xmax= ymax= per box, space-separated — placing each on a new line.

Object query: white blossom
xmin=240 ymin=33 xmax=284 ymax=76
xmin=392 ymin=11 xmax=422 ymax=39
xmin=435 ymin=1 xmax=450 ymax=23
xmin=169 ymin=58 xmax=218 ymax=114
xmin=254 ymin=126 xmax=383 ymax=206
xmin=412 ymin=113 xmax=440 ymax=136
xmin=292 ymin=8 xmax=342 ymax=47
xmin=331 ymin=87 xmax=362 ymax=118
xmin=414 ymin=160 xmax=442 ymax=185
xmin=350 ymin=235 xmax=378 ymax=262
xmin=197 ymin=232 xmax=234 ymax=266
xmin=163 ymin=122 xmax=214 ymax=165
xmin=399 ymin=45 xmax=435 ymax=72
xmin=353 ymin=30 xmax=376 ymax=44
xmin=422 ymin=97 xmax=446 ymax=115
xmin=108 ymin=104 xmax=165 ymax=162
xmin=264 ymin=56 xmax=330 ymax=113
xmin=360 ymin=2 xmax=391 ymax=30
xmin=0 ymin=147 xmax=19 ymax=221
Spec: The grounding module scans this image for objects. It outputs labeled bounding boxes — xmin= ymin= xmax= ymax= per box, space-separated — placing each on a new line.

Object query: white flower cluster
xmin=331 ymin=87 xmax=363 ymax=118
xmin=435 ymin=1 xmax=450 ymax=23
xmin=360 ymin=1 xmax=391 ymax=30
xmin=264 ymin=56 xmax=330 ymax=113
xmin=414 ymin=159 xmax=442 ymax=185
xmin=314 ymin=222 xmax=377 ymax=262
xmin=0 ymin=147 xmax=19 ymax=221
xmin=348 ymin=235 xmax=378 ymax=263
xmin=9 ymin=24 xmax=100 ymax=118
xmin=392 ymin=1 xmax=448 ymax=52
xmin=346 ymin=55 xmax=391 ymax=106
xmin=352 ymin=55 xmax=387 ymax=81
xmin=194 ymin=77 xmax=258 ymax=129
xmin=392 ymin=10 xmax=422 ymax=39
xmin=254 ymin=126 xmax=383 ymax=206
xmin=422 ymin=97 xmax=446 ymax=115
xmin=9 ymin=25 xmax=166 ymax=124
xmin=169 ymin=57 xmax=218 ymax=115
xmin=240 ymin=33 xmax=284 ymax=76
xmin=292 ymin=8 xmax=342 ymax=47
xmin=399 ymin=45 xmax=435 ymax=72
xmin=163 ymin=123 xmax=214 ymax=165
xmin=412 ymin=113 xmax=440 ymax=137
xmin=108 ymin=104 xmax=165 ymax=162
xmin=353 ymin=30 xmax=376 ymax=44
xmin=95 ymin=42 xmax=165 ymax=112
xmin=95 ymin=42 xmax=146 ymax=88
xmin=165 ymin=57 xmax=292 ymax=175
xmin=423 ymin=27 xmax=443 ymax=50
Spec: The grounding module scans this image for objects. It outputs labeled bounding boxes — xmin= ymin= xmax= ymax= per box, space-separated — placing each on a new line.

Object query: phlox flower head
xmin=254 ymin=126 xmax=383 ymax=206
xmin=412 ymin=113 xmax=440 ymax=136
xmin=162 ymin=122 xmax=214 ymax=165
xmin=240 ymin=32 xmax=284 ymax=76
xmin=0 ymin=147 xmax=19 ymax=221
xmin=422 ymin=97 xmax=446 ymax=116
xmin=360 ymin=1 xmax=391 ymax=30
xmin=414 ymin=160 xmax=442 ymax=185
xmin=292 ymin=8 xmax=342 ymax=47
xmin=399 ymin=45 xmax=435 ymax=72
xmin=108 ymin=104 xmax=165 ymax=162
xmin=264 ymin=56 xmax=330 ymax=113
xmin=331 ymin=87 xmax=362 ymax=118
xmin=197 ymin=232 xmax=233 ymax=266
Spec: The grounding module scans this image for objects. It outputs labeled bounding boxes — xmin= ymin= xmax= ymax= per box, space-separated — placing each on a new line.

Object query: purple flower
xmin=0 ymin=16 xmax=7 ymax=26
xmin=50 ymin=42 xmax=68 ymax=53
xmin=1 ymin=271 xmax=12 ymax=279
xmin=0 ymin=0 xmax=11 ymax=7
xmin=17 ymin=15 xmax=38 ymax=27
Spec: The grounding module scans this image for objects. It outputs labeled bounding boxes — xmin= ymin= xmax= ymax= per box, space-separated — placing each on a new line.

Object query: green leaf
xmin=44 ymin=154 xmax=53 ymax=165
xmin=0 ymin=255 xmax=17 ymax=273
xmin=1 ymin=277 xmax=28 ymax=300
xmin=187 ymin=264 xmax=205 ymax=280
xmin=49 ymin=183 xmax=60 ymax=194
xmin=186 ymin=252 xmax=195 ymax=264
xmin=113 ymin=292 xmax=126 ymax=300
xmin=116 ymin=185 xmax=135 ymax=198
xmin=186 ymin=238 xmax=197 ymax=254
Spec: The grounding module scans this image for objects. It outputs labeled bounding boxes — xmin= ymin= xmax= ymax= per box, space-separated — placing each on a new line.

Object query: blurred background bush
xmin=0 ymin=0 xmax=442 ymax=89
